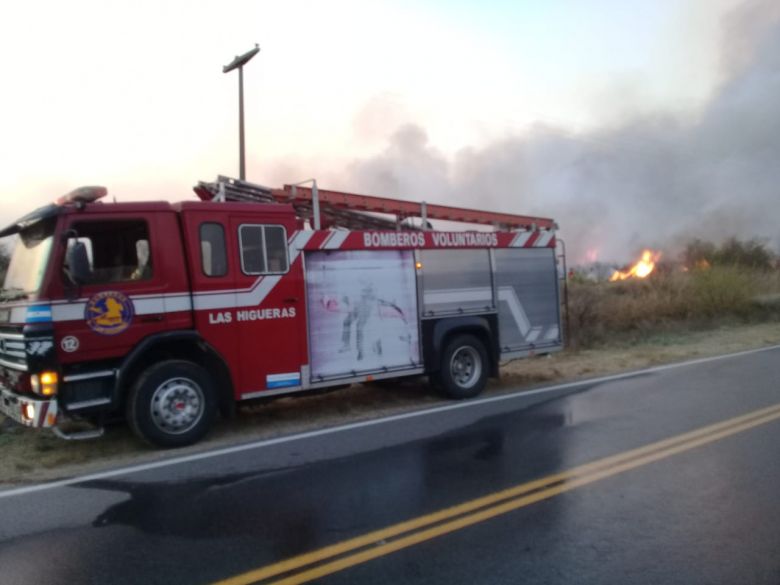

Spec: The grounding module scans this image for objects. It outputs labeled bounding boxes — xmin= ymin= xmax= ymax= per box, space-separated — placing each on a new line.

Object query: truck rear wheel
xmin=126 ymin=360 xmax=217 ymax=448
xmin=437 ymin=334 xmax=488 ymax=399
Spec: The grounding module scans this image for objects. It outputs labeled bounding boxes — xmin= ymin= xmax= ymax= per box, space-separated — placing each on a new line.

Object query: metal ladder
xmin=195 ymin=176 xmax=556 ymax=232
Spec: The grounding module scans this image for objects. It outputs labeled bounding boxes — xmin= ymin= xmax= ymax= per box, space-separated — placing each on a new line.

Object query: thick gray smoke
xmin=345 ymin=1 xmax=780 ymax=264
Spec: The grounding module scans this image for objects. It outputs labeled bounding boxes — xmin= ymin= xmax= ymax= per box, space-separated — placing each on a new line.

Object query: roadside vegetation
xmin=567 ymin=238 xmax=780 ymax=348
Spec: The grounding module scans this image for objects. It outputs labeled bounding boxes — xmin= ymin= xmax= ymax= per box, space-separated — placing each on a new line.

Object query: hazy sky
xmin=1 ymin=0 xmax=772 ymax=262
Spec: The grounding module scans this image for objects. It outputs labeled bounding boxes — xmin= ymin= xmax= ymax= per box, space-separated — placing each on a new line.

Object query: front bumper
xmin=0 ymin=385 xmax=58 ymax=428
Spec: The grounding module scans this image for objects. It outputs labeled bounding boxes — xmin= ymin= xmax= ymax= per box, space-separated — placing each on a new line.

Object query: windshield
xmin=2 ymin=219 xmax=56 ymax=298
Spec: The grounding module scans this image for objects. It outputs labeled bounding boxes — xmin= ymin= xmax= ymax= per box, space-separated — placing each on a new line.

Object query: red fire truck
xmin=0 ymin=177 xmax=563 ymax=447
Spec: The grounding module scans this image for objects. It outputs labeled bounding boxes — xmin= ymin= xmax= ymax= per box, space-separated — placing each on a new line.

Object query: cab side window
xmin=239 ymin=225 xmax=288 ymax=275
xmin=200 ymin=223 xmax=227 ymax=277
xmin=65 ymin=220 xmax=152 ymax=284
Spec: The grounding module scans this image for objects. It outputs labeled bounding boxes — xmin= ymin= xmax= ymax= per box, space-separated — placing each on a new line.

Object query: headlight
xmin=31 ymin=371 xmax=58 ymax=397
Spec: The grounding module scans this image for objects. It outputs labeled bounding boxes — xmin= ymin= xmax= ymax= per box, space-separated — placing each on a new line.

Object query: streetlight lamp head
xmin=223 ymin=44 xmax=260 ymax=73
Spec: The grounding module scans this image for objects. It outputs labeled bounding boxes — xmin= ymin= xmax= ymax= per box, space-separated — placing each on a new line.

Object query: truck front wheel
xmin=436 ymin=334 xmax=489 ymax=399
xmin=127 ymin=360 xmax=217 ymax=448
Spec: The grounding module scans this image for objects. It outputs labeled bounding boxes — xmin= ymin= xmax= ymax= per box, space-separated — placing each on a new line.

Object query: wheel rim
xmin=449 ymin=346 xmax=481 ymax=389
xmin=149 ymin=377 xmax=205 ymax=435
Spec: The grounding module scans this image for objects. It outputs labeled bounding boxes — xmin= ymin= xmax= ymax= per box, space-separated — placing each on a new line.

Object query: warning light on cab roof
xmin=55 ymin=186 xmax=108 ymax=206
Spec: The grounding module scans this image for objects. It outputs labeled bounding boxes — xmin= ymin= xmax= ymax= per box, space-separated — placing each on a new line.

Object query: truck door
xmin=230 ymin=218 xmax=306 ymax=395
xmin=57 ymin=213 xmax=183 ymax=365
xmin=181 ymin=213 xmax=240 ymax=395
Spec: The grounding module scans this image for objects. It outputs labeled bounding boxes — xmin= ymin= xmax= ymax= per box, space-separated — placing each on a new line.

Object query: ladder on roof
xmin=194 ymin=176 xmax=555 ymax=231
xmin=194 ymin=177 xmax=402 ymax=230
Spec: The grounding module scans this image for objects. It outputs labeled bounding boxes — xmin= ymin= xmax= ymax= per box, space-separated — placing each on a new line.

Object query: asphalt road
xmin=1 ymin=346 xmax=779 ymax=585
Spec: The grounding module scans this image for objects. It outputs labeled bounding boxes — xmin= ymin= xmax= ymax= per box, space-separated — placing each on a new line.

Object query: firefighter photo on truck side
xmin=306 ymin=249 xmax=420 ymax=379
xmin=0 ymin=177 xmax=563 ymax=448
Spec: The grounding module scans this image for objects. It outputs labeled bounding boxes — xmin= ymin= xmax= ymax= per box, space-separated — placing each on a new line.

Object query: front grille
xmin=0 ymin=331 xmax=27 ymax=371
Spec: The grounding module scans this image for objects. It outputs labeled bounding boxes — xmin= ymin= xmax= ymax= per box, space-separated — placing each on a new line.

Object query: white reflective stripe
xmin=192 ymin=290 xmax=240 ymax=311
xmin=510 ymin=231 xmax=533 ymax=248
xmin=534 ymin=230 xmax=554 ymax=247
xmin=234 ymin=275 xmax=281 ymax=308
xmin=52 ymin=295 xmax=183 ymax=321
xmin=267 ymin=372 xmax=301 ymax=382
xmin=39 ymin=397 xmax=58 ymax=427
xmin=164 ymin=295 xmax=193 ymax=313
xmin=129 ymin=296 xmax=191 ymax=315
xmin=526 ymin=326 xmax=543 ymax=343
xmin=9 ymin=307 xmax=27 ymax=324
xmin=543 ymin=326 xmax=560 ymax=341
xmin=497 ymin=286 xmax=532 ymax=336
xmin=319 ymin=231 xmax=335 ymax=249
xmin=127 ymin=291 xmax=194 ymax=300
xmin=133 ymin=297 xmax=165 ymax=315
xmin=424 ymin=287 xmax=493 ymax=305
xmin=52 ymin=303 xmax=85 ymax=322
xmin=48 ymin=295 xmax=184 ymax=320
xmin=323 ymin=230 xmax=349 ymax=250
xmin=289 ymin=230 xmax=313 ymax=261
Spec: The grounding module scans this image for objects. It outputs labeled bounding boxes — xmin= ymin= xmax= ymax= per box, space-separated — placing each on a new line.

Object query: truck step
xmin=52 ymin=425 xmax=105 ymax=441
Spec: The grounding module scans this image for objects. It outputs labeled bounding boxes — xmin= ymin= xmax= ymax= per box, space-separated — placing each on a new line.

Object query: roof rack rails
xmin=194 ymin=176 xmax=555 ymax=231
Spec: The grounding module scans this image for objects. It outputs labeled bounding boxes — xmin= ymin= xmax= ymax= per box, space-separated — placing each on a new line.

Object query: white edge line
xmin=2 ymin=343 xmax=779 ymax=499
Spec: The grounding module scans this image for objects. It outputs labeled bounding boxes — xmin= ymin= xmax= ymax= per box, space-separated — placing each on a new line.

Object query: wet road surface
xmin=1 ymin=347 xmax=779 ymax=584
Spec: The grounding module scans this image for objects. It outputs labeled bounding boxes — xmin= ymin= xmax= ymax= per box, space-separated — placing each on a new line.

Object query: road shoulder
xmin=2 ymin=321 xmax=780 ymax=486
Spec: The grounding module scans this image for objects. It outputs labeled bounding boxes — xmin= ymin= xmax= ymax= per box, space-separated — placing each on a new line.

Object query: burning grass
xmin=567 ymin=266 xmax=780 ymax=347
xmin=609 ymin=249 xmax=661 ymax=281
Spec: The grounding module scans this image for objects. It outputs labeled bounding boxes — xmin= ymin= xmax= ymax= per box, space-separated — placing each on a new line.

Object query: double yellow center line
xmin=214 ymin=402 xmax=780 ymax=585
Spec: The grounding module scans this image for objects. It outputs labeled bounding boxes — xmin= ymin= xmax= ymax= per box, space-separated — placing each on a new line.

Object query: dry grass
xmin=567 ymin=267 xmax=780 ymax=347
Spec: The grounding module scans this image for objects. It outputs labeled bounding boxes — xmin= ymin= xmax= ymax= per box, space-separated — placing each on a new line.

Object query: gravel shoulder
xmin=2 ymin=321 xmax=780 ymax=487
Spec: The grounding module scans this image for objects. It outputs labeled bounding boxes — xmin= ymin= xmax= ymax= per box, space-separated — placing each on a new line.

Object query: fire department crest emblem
xmin=85 ymin=291 xmax=134 ymax=335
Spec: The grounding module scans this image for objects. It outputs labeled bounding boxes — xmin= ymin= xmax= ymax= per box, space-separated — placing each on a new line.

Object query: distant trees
xmin=683 ymin=237 xmax=775 ymax=270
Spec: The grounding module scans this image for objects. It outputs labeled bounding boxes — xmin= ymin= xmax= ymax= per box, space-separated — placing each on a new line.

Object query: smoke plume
xmin=345 ymin=1 xmax=780 ymax=264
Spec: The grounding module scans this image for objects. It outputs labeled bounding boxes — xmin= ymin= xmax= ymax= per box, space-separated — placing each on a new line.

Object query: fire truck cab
xmin=0 ymin=178 xmax=563 ymax=447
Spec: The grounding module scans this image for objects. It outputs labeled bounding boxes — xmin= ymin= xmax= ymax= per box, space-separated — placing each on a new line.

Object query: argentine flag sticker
xmin=266 ymin=372 xmax=301 ymax=389
xmin=26 ymin=305 xmax=53 ymax=323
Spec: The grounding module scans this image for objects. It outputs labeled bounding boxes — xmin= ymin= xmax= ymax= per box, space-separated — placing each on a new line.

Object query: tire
xmin=436 ymin=334 xmax=489 ymax=399
xmin=126 ymin=360 xmax=217 ymax=448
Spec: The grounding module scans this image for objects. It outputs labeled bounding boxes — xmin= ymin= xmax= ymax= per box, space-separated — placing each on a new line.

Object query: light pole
xmin=223 ymin=44 xmax=260 ymax=181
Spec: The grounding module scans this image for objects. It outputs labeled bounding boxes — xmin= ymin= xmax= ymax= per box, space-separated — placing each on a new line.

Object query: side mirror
xmin=65 ymin=241 xmax=91 ymax=285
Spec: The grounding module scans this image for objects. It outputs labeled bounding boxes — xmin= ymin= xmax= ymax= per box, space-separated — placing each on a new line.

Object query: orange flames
xmin=609 ymin=249 xmax=662 ymax=282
